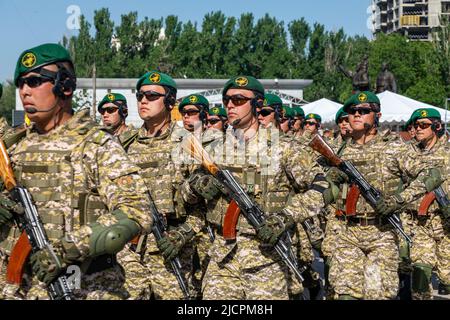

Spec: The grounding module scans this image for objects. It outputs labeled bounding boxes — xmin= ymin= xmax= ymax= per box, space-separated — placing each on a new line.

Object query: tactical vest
xmin=126 ymin=124 xmax=186 ymax=221
xmin=0 ymin=115 xmax=110 ymax=254
xmin=337 ymin=134 xmax=402 ymax=217
xmin=205 ymin=128 xmax=290 ymax=233
xmin=409 ymin=140 xmax=450 ymax=215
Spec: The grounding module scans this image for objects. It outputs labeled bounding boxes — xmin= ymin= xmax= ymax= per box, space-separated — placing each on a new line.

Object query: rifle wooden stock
xmin=223 ymin=200 xmax=240 ymax=240
xmin=0 ymin=139 xmax=34 ymax=286
xmin=418 ymin=192 xmax=436 ymax=216
xmin=345 ymin=184 xmax=360 ymax=216
xmin=6 ymin=231 xmax=32 ymax=284
xmin=308 ymin=134 xmax=343 ymax=167
xmin=183 ymin=135 xmax=219 ymax=176
xmin=0 ymin=140 xmax=18 ymax=191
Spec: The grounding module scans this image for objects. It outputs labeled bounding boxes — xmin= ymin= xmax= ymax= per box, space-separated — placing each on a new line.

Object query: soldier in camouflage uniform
xmin=257 ymin=93 xmax=282 ymax=130
xmin=98 ymin=93 xmax=134 ymax=139
xmin=279 ymin=106 xmax=296 ymax=135
xmin=122 ymin=71 xmax=203 ymax=300
xmin=325 ymin=91 xmax=430 ymax=300
xmin=206 ymin=106 xmax=228 ymax=132
xmin=304 ymin=113 xmax=321 ymax=135
xmin=183 ymin=76 xmax=327 ymax=300
xmin=400 ymin=108 xmax=450 ymax=299
xmin=292 ymin=106 xmax=305 ymax=138
xmin=0 ymin=43 xmax=153 ymax=300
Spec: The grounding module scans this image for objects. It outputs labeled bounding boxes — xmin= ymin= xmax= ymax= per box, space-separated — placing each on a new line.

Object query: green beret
xmin=179 ymin=94 xmax=209 ymax=112
xmin=98 ymin=93 xmax=127 ymax=111
xmin=306 ymin=113 xmax=322 ymax=123
xmin=223 ymin=76 xmax=264 ymax=96
xmin=263 ymin=93 xmax=283 ymax=108
xmin=0 ymin=83 xmax=2 ymax=99
xmin=282 ymin=106 xmax=296 ymax=119
xmin=209 ymin=105 xmax=228 ymax=118
xmin=410 ymin=108 xmax=441 ymax=123
xmin=343 ymin=91 xmax=380 ymax=112
xmin=335 ymin=107 xmax=348 ymax=125
xmin=136 ymin=70 xmax=177 ymax=91
xmin=14 ymin=43 xmax=73 ymax=85
xmin=293 ymin=106 xmax=305 ymax=118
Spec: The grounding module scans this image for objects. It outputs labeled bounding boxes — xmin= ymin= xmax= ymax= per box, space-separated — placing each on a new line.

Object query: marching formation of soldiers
xmin=0 ymin=43 xmax=448 ymax=300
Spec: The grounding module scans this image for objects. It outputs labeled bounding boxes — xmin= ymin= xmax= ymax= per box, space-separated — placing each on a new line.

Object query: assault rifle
xmin=308 ymin=134 xmax=412 ymax=245
xmin=149 ymin=192 xmax=191 ymax=299
xmin=418 ymin=185 xmax=449 ymax=216
xmin=182 ymin=135 xmax=305 ymax=283
xmin=0 ymin=140 xmax=73 ymax=300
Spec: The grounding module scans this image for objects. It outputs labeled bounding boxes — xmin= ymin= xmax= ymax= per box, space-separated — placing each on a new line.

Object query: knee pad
xmin=412 ymin=263 xmax=433 ymax=294
xmin=89 ymin=218 xmax=141 ymax=257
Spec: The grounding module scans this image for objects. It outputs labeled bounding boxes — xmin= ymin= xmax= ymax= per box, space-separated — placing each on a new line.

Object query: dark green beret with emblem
xmin=209 ymin=105 xmax=228 ymax=118
xmin=179 ymin=94 xmax=209 ymax=112
xmin=343 ymin=91 xmax=380 ymax=112
xmin=136 ymin=70 xmax=177 ymax=91
xmin=293 ymin=106 xmax=305 ymax=118
xmin=410 ymin=108 xmax=441 ymax=123
xmin=14 ymin=43 xmax=73 ymax=85
xmin=98 ymin=93 xmax=127 ymax=111
xmin=282 ymin=106 xmax=296 ymax=119
xmin=306 ymin=113 xmax=322 ymax=123
xmin=263 ymin=93 xmax=283 ymax=108
xmin=335 ymin=107 xmax=348 ymax=125
xmin=223 ymin=76 xmax=264 ymax=96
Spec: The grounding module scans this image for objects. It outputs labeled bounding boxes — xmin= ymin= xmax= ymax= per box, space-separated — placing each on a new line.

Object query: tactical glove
xmin=423 ymin=168 xmax=444 ymax=193
xmin=0 ymin=193 xmax=23 ymax=226
xmin=322 ymin=181 xmax=340 ymax=206
xmin=257 ymin=212 xmax=295 ymax=246
xmin=30 ymin=245 xmax=65 ymax=286
xmin=189 ymin=173 xmax=222 ymax=201
xmin=375 ymin=194 xmax=403 ymax=217
xmin=325 ymin=167 xmax=348 ymax=186
xmin=157 ymin=223 xmax=195 ymax=260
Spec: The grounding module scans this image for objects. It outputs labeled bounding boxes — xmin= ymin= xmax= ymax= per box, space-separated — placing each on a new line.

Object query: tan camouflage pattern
xmin=401 ymin=139 xmax=450 ymax=299
xmin=126 ymin=123 xmax=200 ymax=299
xmin=328 ymin=132 xmax=429 ymax=300
xmin=0 ymin=109 xmax=152 ymax=300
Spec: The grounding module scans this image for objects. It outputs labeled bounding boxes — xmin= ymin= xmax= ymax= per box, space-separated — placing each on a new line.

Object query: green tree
xmin=0 ymin=81 xmax=16 ymax=124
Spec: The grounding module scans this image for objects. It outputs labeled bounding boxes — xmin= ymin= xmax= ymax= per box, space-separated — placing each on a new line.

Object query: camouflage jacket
xmin=0 ymin=109 xmax=152 ymax=262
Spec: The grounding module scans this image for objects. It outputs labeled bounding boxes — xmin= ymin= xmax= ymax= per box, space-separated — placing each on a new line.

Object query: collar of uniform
xmin=137 ymin=121 xmax=175 ymax=142
xmin=28 ymin=109 xmax=92 ymax=138
xmin=349 ymin=132 xmax=382 ymax=148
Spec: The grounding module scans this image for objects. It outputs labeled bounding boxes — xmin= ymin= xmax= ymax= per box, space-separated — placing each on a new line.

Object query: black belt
xmin=84 ymin=254 xmax=117 ymax=275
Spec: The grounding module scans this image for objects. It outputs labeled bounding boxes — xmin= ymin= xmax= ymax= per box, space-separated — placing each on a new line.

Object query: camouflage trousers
xmin=192 ymin=229 xmax=213 ymax=298
xmin=321 ymin=214 xmax=346 ymax=300
xmin=287 ymin=223 xmax=310 ymax=298
xmin=329 ymin=222 xmax=399 ymax=300
xmin=116 ymin=247 xmax=152 ymax=300
xmin=202 ymin=234 xmax=290 ymax=300
xmin=407 ymin=213 xmax=450 ymax=299
xmin=142 ymin=234 xmax=194 ymax=300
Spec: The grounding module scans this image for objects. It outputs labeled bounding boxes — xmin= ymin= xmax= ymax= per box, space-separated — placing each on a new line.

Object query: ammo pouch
xmin=82 ymin=254 xmax=117 ymax=275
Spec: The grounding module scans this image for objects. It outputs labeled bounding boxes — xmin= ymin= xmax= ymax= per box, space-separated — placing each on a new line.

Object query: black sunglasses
xmin=304 ymin=121 xmax=318 ymax=126
xmin=337 ymin=117 xmax=349 ymax=124
xmin=258 ymin=109 xmax=274 ymax=117
xmin=17 ymin=75 xmax=54 ymax=89
xmin=347 ymin=107 xmax=373 ymax=115
xmin=208 ymin=119 xmax=222 ymax=125
xmin=99 ymin=107 xmax=119 ymax=115
xmin=136 ymin=90 xmax=165 ymax=102
xmin=413 ymin=122 xmax=433 ymax=130
xmin=223 ymin=94 xmax=253 ymax=106
xmin=180 ymin=109 xmax=200 ymax=117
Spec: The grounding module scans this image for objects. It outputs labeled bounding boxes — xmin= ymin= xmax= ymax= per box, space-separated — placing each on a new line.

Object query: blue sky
xmin=0 ymin=0 xmax=372 ymax=82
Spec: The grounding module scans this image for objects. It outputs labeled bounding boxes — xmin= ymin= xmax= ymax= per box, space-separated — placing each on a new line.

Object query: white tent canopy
xmin=300 ymin=98 xmax=343 ymax=123
xmin=376 ymin=91 xmax=448 ymax=123
xmin=301 ymin=91 xmax=449 ymax=124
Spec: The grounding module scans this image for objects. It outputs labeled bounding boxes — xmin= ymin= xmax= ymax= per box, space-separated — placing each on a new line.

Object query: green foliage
xmin=64 ymin=9 xmax=447 ymax=108
xmin=0 ymin=81 xmax=16 ymax=123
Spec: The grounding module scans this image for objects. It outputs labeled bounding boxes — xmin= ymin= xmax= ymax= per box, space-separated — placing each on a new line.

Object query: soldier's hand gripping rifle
xmin=418 ymin=185 xmax=450 ymax=216
xmin=148 ymin=192 xmax=191 ymax=299
xmin=308 ymin=134 xmax=412 ymax=245
xmin=182 ymin=135 xmax=305 ymax=283
xmin=0 ymin=140 xmax=73 ymax=300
